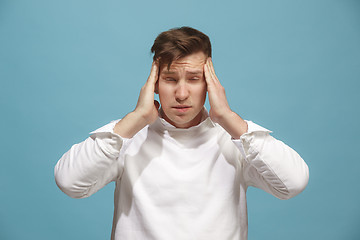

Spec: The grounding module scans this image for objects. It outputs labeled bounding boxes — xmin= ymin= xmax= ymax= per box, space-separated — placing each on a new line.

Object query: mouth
xmin=173 ymin=105 xmax=191 ymax=112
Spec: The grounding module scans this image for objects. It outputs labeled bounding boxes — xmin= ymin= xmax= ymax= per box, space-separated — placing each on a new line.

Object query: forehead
xmin=160 ymin=52 xmax=207 ymax=73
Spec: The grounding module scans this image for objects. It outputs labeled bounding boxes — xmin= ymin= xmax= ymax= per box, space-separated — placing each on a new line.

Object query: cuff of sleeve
xmin=232 ymin=120 xmax=272 ymax=159
xmin=89 ymin=119 xmax=132 ymax=155
xmin=245 ymin=120 xmax=272 ymax=134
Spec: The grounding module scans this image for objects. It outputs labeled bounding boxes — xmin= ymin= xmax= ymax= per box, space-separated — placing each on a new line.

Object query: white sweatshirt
xmin=55 ymin=110 xmax=309 ymax=240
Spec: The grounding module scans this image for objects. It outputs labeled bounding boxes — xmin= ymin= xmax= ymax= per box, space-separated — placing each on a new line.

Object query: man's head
xmin=151 ymin=27 xmax=212 ymax=128
xmin=151 ymin=26 xmax=212 ymax=70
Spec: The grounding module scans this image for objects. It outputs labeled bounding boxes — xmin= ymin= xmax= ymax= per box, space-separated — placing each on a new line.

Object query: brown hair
xmin=151 ymin=26 xmax=212 ymax=70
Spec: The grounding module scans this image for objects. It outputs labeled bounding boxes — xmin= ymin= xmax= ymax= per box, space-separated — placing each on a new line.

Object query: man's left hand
xmin=204 ymin=57 xmax=232 ymax=123
xmin=204 ymin=57 xmax=248 ymax=139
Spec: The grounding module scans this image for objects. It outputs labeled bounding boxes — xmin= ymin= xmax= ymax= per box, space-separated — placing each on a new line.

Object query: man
xmin=55 ymin=27 xmax=309 ymax=240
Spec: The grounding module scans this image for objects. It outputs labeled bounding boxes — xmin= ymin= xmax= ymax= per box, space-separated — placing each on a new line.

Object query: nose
xmin=175 ymin=82 xmax=189 ymax=102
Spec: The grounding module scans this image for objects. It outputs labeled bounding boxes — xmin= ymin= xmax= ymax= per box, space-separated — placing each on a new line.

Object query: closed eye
xmin=165 ymin=77 xmax=176 ymax=82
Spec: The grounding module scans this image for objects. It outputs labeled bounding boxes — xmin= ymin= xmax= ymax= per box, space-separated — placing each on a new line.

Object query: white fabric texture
xmin=55 ymin=109 xmax=309 ymax=240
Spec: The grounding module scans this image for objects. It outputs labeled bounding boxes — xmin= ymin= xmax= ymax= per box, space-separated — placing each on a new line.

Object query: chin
xmin=172 ymin=115 xmax=202 ymax=128
xmin=161 ymin=106 xmax=204 ymax=128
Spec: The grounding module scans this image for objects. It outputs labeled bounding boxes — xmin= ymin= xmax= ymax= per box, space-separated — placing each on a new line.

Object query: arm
xmin=204 ymin=58 xmax=309 ymax=199
xmin=54 ymin=62 xmax=160 ymax=198
xmin=54 ymin=123 xmax=127 ymax=198
xmin=233 ymin=121 xmax=309 ymax=199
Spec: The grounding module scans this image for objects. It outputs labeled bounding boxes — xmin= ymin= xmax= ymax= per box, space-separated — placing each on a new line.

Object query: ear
xmin=155 ymin=80 xmax=159 ymax=94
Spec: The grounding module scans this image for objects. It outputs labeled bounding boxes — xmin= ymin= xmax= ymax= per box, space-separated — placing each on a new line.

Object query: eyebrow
xmin=187 ymin=70 xmax=203 ymax=75
xmin=162 ymin=71 xmax=176 ymax=75
xmin=161 ymin=70 xmax=203 ymax=75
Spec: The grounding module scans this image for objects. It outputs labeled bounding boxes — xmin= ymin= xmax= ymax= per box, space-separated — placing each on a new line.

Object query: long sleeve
xmin=54 ymin=119 xmax=130 ymax=198
xmin=233 ymin=121 xmax=309 ymax=200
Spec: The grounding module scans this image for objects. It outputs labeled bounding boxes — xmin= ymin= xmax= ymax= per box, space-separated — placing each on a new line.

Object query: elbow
xmin=278 ymin=164 xmax=310 ymax=200
xmin=54 ymin=166 xmax=91 ymax=199
xmin=55 ymin=178 xmax=87 ymax=199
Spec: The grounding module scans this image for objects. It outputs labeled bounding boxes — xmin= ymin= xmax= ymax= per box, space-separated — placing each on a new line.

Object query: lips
xmin=173 ymin=105 xmax=191 ymax=112
xmin=174 ymin=105 xmax=191 ymax=109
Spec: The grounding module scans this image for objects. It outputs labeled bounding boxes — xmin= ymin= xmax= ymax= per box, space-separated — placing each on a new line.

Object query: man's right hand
xmin=113 ymin=62 xmax=160 ymax=138
xmin=133 ymin=61 xmax=160 ymax=125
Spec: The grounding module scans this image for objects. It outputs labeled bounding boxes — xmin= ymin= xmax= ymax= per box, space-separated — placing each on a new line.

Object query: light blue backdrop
xmin=1 ymin=0 xmax=359 ymax=239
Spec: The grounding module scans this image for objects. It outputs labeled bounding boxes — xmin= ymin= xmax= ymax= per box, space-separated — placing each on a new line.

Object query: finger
xmin=209 ymin=58 xmax=216 ymax=75
xmin=205 ymin=58 xmax=217 ymax=84
xmin=204 ymin=60 xmax=214 ymax=86
xmin=208 ymin=58 xmax=219 ymax=83
xmin=147 ymin=61 xmax=159 ymax=85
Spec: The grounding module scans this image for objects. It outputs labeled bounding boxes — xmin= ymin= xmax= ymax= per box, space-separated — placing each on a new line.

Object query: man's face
xmin=157 ymin=51 xmax=207 ymax=128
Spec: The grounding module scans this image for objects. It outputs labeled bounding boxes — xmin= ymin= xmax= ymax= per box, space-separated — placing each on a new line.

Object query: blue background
xmin=1 ymin=0 xmax=359 ymax=239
